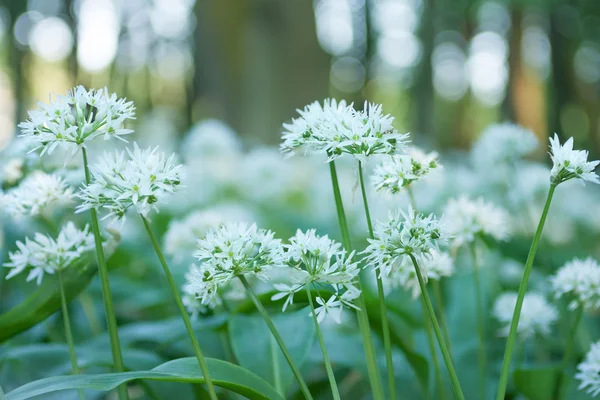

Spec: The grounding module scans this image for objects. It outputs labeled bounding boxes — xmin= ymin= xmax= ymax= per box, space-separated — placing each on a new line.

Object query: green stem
xmin=409 ymin=254 xmax=465 ymax=400
xmin=554 ymin=306 xmax=584 ymax=400
xmin=0 ymin=384 xmax=5 ymax=400
xmin=238 ymin=275 xmax=313 ymax=400
xmin=329 ymin=160 xmax=385 ymax=400
xmin=306 ymin=284 xmax=341 ymax=400
xmin=58 ymin=270 xmax=86 ymax=400
xmin=470 ymin=243 xmax=487 ymax=400
xmin=358 ymin=161 xmax=396 ymax=400
xmin=140 ymin=215 xmax=218 ymax=400
xmin=496 ymin=184 xmax=557 ymax=400
xmin=421 ymin=296 xmax=444 ymax=400
xmin=406 ymin=185 xmax=416 ymax=209
xmin=81 ymin=148 xmax=129 ymax=400
xmin=432 ymin=280 xmax=452 ymax=355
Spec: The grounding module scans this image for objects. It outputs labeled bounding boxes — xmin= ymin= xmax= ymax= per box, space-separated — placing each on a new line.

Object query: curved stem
xmin=306 ymin=284 xmax=341 ymax=400
xmin=329 ymin=160 xmax=385 ymax=400
xmin=81 ymin=148 xmax=129 ymax=400
xmin=140 ymin=215 xmax=218 ymax=400
xmin=554 ymin=306 xmax=584 ymax=400
xmin=238 ymin=275 xmax=314 ymax=400
xmin=358 ymin=161 xmax=396 ymax=400
xmin=496 ymin=184 xmax=557 ymax=400
xmin=409 ymin=254 xmax=465 ymax=400
xmin=58 ymin=270 xmax=85 ymax=400
xmin=421 ymin=297 xmax=445 ymax=400
xmin=432 ymin=281 xmax=452 ymax=353
xmin=470 ymin=243 xmax=487 ymax=400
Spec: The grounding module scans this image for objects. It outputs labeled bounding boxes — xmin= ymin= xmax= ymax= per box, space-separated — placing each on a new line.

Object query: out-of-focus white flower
xmin=3 ymin=158 xmax=25 ymax=185
xmin=471 ymin=123 xmax=539 ymax=168
xmin=181 ymin=119 xmax=242 ymax=162
xmin=372 ymin=147 xmax=439 ymax=194
xmin=18 ymin=86 xmax=135 ymax=156
xmin=493 ymin=292 xmax=558 ymax=338
xmin=3 ymin=222 xmax=95 ymax=285
xmin=551 ymin=257 xmax=600 ymax=311
xmin=163 ymin=203 xmax=256 ymax=261
xmin=182 ymin=270 xmax=247 ymax=318
xmin=363 ymin=205 xmax=448 ymax=278
xmin=2 ymin=171 xmax=73 ymax=217
xmin=271 ymin=229 xmax=361 ymax=323
xmin=76 ymin=143 xmax=182 ymax=221
xmin=549 ymin=134 xmax=599 ymax=185
xmin=443 ymin=196 xmax=511 ymax=248
xmin=281 ymin=99 xmax=409 ymax=162
xmin=184 ymin=223 xmax=285 ymax=305
xmin=576 ymin=341 xmax=600 ymax=397
xmin=238 ymin=147 xmax=293 ymax=203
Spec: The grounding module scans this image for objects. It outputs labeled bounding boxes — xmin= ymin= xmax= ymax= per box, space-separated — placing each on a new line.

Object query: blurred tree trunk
xmin=7 ymin=0 xmax=28 ymax=122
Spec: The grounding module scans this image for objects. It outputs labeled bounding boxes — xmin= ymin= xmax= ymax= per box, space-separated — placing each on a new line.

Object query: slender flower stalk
xmin=495 ymin=184 xmax=556 ymax=400
xmin=470 ymin=243 xmax=487 ymax=400
xmin=421 ymin=296 xmax=445 ymax=400
xmin=140 ymin=216 xmax=218 ymax=400
xmin=238 ymin=275 xmax=314 ymax=400
xmin=329 ymin=160 xmax=385 ymax=400
xmin=409 ymin=254 xmax=465 ymax=400
xmin=81 ymin=148 xmax=129 ymax=400
xmin=358 ymin=161 xmax=396 ymax=400
xmin=58 ymin=270 xmax=85 ymax=400
xmin=432 ymin=280 xmax=452 ymax=352
xmin=305 ymin=284 xmax=341 ymax=400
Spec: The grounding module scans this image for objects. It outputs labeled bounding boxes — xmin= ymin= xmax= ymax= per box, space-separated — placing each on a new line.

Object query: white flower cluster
xmin=576 ymin=341 xmax=600 ymax=397
xmin=281 ymin=99 xmax=409 ymax=162
xmin=363 ymin=206 xmax=447 ymax=278
xmin=19 ymin=86 xmax=135 ymax=155
xmin=272 ymin=230 xmax=361 ymax=323
xmin=184 ymin=223 xmax=285 ymax=305
xmin=493 ymin=292 xmax=558 ymax=338
xmin=471 ymin=123 xmax=539 ymax=168
xmin=3 ymin=222 xmax=94 ymax=285
xmin=551 ymin=257 xmax=600 ymax=311
xmin=443 ymin=196 xmax=511 ymax=248
xmin=2 ymin=171 xmax=73 ymax=217
xmin=372 ymin=147 xmax=439 ymax=194
xmin=549 ymin=134 xmax=599 ymax=185
xmin=76 ymin=143 xmax=182 ymax=220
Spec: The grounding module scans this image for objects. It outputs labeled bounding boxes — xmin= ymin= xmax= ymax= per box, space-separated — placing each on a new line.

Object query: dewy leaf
xmin=228 ymin=308 xmax=316 ymax=394
xmin=5 ymin=358 xmax=284 ymax=400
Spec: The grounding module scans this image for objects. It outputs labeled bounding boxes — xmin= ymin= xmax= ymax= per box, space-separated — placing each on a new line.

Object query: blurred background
xmin=1 ymin=0 xmax=600 ymax=152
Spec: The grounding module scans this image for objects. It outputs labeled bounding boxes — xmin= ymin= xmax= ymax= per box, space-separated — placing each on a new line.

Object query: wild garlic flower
xmin=184 ymin=223 xmax=285 ymax=305
xmin=3 ymin=222 xmax=94 ymax=285
xmin=363 ymin=205 xmax=448 ymax=278
xmin=443 ymin=196 xmax=511 ymax=248
xmin=182 ymin=269 xmax=247 ymax=318
xmin=551 ymin=257 xmax=600 ymax=311
xmin=19 ymin=86 xmax=135 ymax=156
xmin=271 ymin=229 xmax=361 ymax=323
xmin=576 ymin=341 xmax=600 ymax=397
xmin=493 ymin=292 xmax=558 ymax=338
xmin=76 ymin=143 xmax=182 ymax=220
xmin=281 ymin=99 xmax=409 ymax=162
xmin=181 ymin=119 xmax=242 ymax=162
xmin=372 ymin=147 xmax=439 ymax=194
xmin=549 ymin=134 xmax=599 ymax=185
xmin=471 ymin=123 xmax=539 ymax=167
xmin=3 ymin=158 xmax=25 ymax=185
xmin=2 ymin=171 xmax=73 ymax=217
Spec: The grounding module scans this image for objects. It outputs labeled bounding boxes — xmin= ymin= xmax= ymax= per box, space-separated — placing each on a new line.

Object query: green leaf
xmin=5 ymin=357 xmax=284 ymax=400
xmin=513 ymin=366 xmax=560 ymax=400
xmin=228 ymin=308 xmax=316 ymax=394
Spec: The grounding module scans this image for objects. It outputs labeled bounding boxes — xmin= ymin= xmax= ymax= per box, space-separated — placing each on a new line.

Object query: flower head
xmin=443 ymin=196 xmax=511 ymax=248
xmin=471 ymin=123 xmax=539 ymax=167
xmin=3 ymin=222 xmax=95 ymax=285
xmin=19 ymin=86 xmax=135 ymax=156
xmin=2 ymin=171 xmax=73 ymax=217
xmin=76 ymin=143 xmax=182 ymax=221
xmin=372 ymin=147 xmax=439 ymax=194
xmin=549 ymin=134 xmax=599 ymax=185
xmin=281 ymin=99 xmax=409 ymax=162
xmin=181 ymin=119 xmax=241 ymax=162
xmin=576 ymin=341 xmax=600 ymax=397
xmin=551 ymin=257 xmax=600 ymax=311
xmin=493 ymin=292 xmax=558 ymax=338
xmin=185 ymin=223 xmax=285 ymax=305
xmin=363 ymin=205 xmax=448 ymax=278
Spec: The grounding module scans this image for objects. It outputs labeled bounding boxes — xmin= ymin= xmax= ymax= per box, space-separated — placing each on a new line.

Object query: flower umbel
xmin=549 ymin=134 xmax=599 ymax=185
xmin=471 ymin=123 xmax=539 ymax=167
xmin=2 ymin=171 xmax=73 ymax=217
xmin=372 ymin=147 xmax=439 ymax=194
xmin=492 ymin=292 xmax=558 ymax=338
xmin=551 ymin=257 xmax=600 ymax=311
xmin=576 ymin=341 xmax=600 ymax=397
xmin=76 ymin=143 xmax=182 ymax=220
xmin=19 ymin=86 xmax=135 ymax=156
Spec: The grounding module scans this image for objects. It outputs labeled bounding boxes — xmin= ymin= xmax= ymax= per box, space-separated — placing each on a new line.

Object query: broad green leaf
xmin=228 ymin=308 xmax=316 ymax=394
xmin=513 ymin=366 xmax=560 ymax=400
xmin=6 ymin=357 xmax=284 ymax=400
